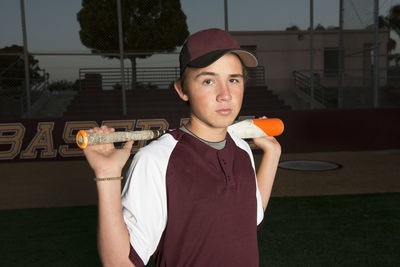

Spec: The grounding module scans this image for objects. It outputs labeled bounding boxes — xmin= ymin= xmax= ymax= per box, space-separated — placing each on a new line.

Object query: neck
xmin=185 ymin=120 xmax=228 ymax=142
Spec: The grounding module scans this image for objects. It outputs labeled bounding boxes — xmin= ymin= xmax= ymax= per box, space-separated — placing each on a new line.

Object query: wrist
xmin=262 ymin=149 xmax=281 ymax=162
xmin=261 ymin=145 xmax=281 ymax=156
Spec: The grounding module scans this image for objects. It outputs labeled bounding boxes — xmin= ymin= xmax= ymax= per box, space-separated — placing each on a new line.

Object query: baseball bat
xmin=76 ymin=118 xmax=284 ymax=149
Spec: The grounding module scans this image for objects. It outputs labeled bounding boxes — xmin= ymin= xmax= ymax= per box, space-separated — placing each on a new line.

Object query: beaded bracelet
xmin=93 ymin=176 xmax=123 ymax=182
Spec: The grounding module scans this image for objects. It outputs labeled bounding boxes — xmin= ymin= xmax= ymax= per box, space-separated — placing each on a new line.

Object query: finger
xmin=123 ymin=140 xmax=134 ymax=152
xmin=106 ymin=128 xmax=115 ymax=134
xmin=102 ymin=126 xmax=115 ymax=134
xmin=99 ymin=127 xmax=111 ymax=134
xmin=99 ymin=125 xmax=109 ymax=134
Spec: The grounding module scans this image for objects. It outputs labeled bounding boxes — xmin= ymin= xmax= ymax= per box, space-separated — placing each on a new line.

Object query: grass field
xmin=1 ymin=193 xmax=399 ymax=267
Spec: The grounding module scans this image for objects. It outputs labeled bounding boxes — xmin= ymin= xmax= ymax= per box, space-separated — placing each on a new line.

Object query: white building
xmin=232 ymin=29 xmax=389 ymax=107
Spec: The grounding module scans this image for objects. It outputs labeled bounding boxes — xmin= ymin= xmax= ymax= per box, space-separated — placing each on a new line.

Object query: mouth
xmin=216 ymin=108 xmax=232 ymax=116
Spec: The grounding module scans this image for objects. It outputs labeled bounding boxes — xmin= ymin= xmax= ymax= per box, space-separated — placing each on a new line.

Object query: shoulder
xmin=127 ymin=133 xmax=178 ymax=178
xmin=123 ymin=133 xmax=178 ymax=193
xmin=136 ymin=133 xmax=178 ymax=160
xmin=229 ymin=133 xmax=255 ymax=168
xmin=229 ymin=133 xmax=252 ymax=154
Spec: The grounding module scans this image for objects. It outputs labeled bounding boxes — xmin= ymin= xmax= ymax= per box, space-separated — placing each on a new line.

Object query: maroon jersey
xmin=122 ymin=129 xmax=264 ymax=267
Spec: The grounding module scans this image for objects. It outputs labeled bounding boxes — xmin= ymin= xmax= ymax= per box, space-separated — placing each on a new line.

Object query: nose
xmin=216 ymin=82 xmax=232 ymax=102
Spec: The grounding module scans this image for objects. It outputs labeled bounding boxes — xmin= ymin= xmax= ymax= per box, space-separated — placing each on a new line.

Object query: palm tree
xmin=380 ymin=4 xmax=400 ymax=53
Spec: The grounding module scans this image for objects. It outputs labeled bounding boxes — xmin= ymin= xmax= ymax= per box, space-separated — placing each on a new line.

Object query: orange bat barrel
xmin=252 ymin=118 xmax=284 ymax=136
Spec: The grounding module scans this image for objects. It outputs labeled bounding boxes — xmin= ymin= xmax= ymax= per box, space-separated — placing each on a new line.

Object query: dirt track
xmin=1 ymin=150 xmax=399 ymax=210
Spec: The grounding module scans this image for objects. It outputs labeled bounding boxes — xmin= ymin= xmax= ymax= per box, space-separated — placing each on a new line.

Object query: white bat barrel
xmin=227 ymin=119 xmax=267 ymax=138
xmin=76 ymin=129 xmax=166 ymax=149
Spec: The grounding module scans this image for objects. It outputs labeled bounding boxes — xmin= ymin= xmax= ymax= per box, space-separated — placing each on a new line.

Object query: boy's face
xmin=176 ymin=53 xmax=244 ymax=131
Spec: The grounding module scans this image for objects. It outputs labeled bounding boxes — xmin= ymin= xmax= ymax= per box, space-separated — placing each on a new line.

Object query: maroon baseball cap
xmin=179 ymin=28 xmax=258 ymax=75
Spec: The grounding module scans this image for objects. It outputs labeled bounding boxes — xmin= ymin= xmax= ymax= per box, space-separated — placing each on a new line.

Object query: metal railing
xmin=79 ymin=67 xmax=178 ymax=90
xmin=293 ymin=68 xmax=400 ymax=108
xmin=246 ymin=66 xmax=265 ymax=87
xmin=293 ymin=70 xmax=327 ymax=108
xmin=79 ymin=66 xmax=266 ymax=90
xmin=20 ymin=74 xmax=50 ymax=115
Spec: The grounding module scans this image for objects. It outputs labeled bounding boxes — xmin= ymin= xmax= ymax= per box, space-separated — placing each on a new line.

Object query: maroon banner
xmin=0 ymin=116 xmax=179 ymax=162
xmin=0 ymin=114 xmax=262 ymax=162
xmin=1 ymin=108 xmax=400 ymax=162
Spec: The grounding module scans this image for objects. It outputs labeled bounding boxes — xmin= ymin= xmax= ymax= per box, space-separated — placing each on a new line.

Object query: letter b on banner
xmin=0 ymin=123 xmax=26 ymax=160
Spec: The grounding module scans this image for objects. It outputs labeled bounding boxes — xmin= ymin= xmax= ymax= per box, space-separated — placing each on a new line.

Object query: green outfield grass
xmin=1 ymin=193 xmax=399 ymax=267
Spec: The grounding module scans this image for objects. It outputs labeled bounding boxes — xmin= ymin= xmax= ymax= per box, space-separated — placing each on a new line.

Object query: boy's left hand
xmin=253 ymin=136 xmax=281 ymax=154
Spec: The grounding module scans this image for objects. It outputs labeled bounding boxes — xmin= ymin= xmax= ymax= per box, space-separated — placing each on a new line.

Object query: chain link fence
xmin=1 ymin=0 xmax=399 ymax=119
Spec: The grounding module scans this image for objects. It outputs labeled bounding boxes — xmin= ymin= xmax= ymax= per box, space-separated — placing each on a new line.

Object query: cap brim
xmin=188 ymin=49 xmax=258 ymax=69
xmin=232 ymin=50 xmax=258 ymax=67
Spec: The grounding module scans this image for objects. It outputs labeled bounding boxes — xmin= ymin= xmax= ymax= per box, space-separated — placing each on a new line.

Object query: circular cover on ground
xmin=278 ymin=160 xmax=341 ymax=171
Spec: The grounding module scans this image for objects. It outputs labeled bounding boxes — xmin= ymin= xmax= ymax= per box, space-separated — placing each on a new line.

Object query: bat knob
xmin=76 ymin=130 xmax=89 ymax=149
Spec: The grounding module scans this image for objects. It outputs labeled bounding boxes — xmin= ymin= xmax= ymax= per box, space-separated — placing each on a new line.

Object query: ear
xmin=174 ymin=80 xmax=189 ymax=102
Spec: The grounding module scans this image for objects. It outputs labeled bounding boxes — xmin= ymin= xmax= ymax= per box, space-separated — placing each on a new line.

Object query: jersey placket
xmin=217 ymin=139 xmax=236 ymax=188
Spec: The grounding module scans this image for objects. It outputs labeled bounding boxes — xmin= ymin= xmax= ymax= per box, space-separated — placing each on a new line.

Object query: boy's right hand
xmin=83 ymin=126 xmax=134 ymax=178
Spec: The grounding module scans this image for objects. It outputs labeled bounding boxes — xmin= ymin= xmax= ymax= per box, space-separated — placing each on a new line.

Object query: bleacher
xmin=63 ymin=85 xmax=291 ymax=118
xmin=63 ymin=87 xmax=189 ymax=117
xmin=63 ymin=68 xmax=290 ymax=117
xmin=241 ymin=86 xmax=291 ymax=114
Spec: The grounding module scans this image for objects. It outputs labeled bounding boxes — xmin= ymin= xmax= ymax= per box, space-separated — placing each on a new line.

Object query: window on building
xmin=324 ymin=48 xmax=339 ymax=76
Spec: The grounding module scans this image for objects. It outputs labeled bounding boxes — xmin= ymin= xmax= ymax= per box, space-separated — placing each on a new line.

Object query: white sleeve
xmin=121 ymin=135 xmax=176 ymax=265
xmin=255 ymin=179 xmax=265 ymax=225
xmin=229 ymin=135 xmax=264 ymax=225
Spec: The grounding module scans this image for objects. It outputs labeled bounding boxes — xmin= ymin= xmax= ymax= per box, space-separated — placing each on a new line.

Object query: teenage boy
xmin=83 ymin=28 xmax=281 ymax=267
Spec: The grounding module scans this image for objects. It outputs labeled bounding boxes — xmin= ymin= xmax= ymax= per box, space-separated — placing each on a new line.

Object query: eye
xmin=229 ymin=78 xmax=240 ymax=84
xmin=202 ymin=79 xmax=214 ymax=85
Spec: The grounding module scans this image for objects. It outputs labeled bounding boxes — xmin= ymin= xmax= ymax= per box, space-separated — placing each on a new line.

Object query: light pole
xmin=20 ymin=0 xmax=31 ymax=116
xmin=373 ymin=0 xmax=379 ymax=107
xmin=310 ymin=0 xmax=314 ymax=109
xmin=224 ymin=0 xmax=229 ymax=31
xmin=117 ymin=0 xmax=127 ymax=116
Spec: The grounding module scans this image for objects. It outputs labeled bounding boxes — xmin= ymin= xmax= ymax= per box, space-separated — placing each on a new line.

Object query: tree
xmin=48 ymin=80 xmax=80 ymax=91
xmin=306 ymin=23 xmax=326 ymax=31
xmin=379 ymin=4 xmax=400 ymax=53
xmin=0 ymin=45 xmax=43 ymax=89
xmin=286 ymin=25 xmax=300 ymax=31
xmin=315 ymin=23 xmax=326 ymax=31
xmin=77 ymin=0 xmax=189 ymax=90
